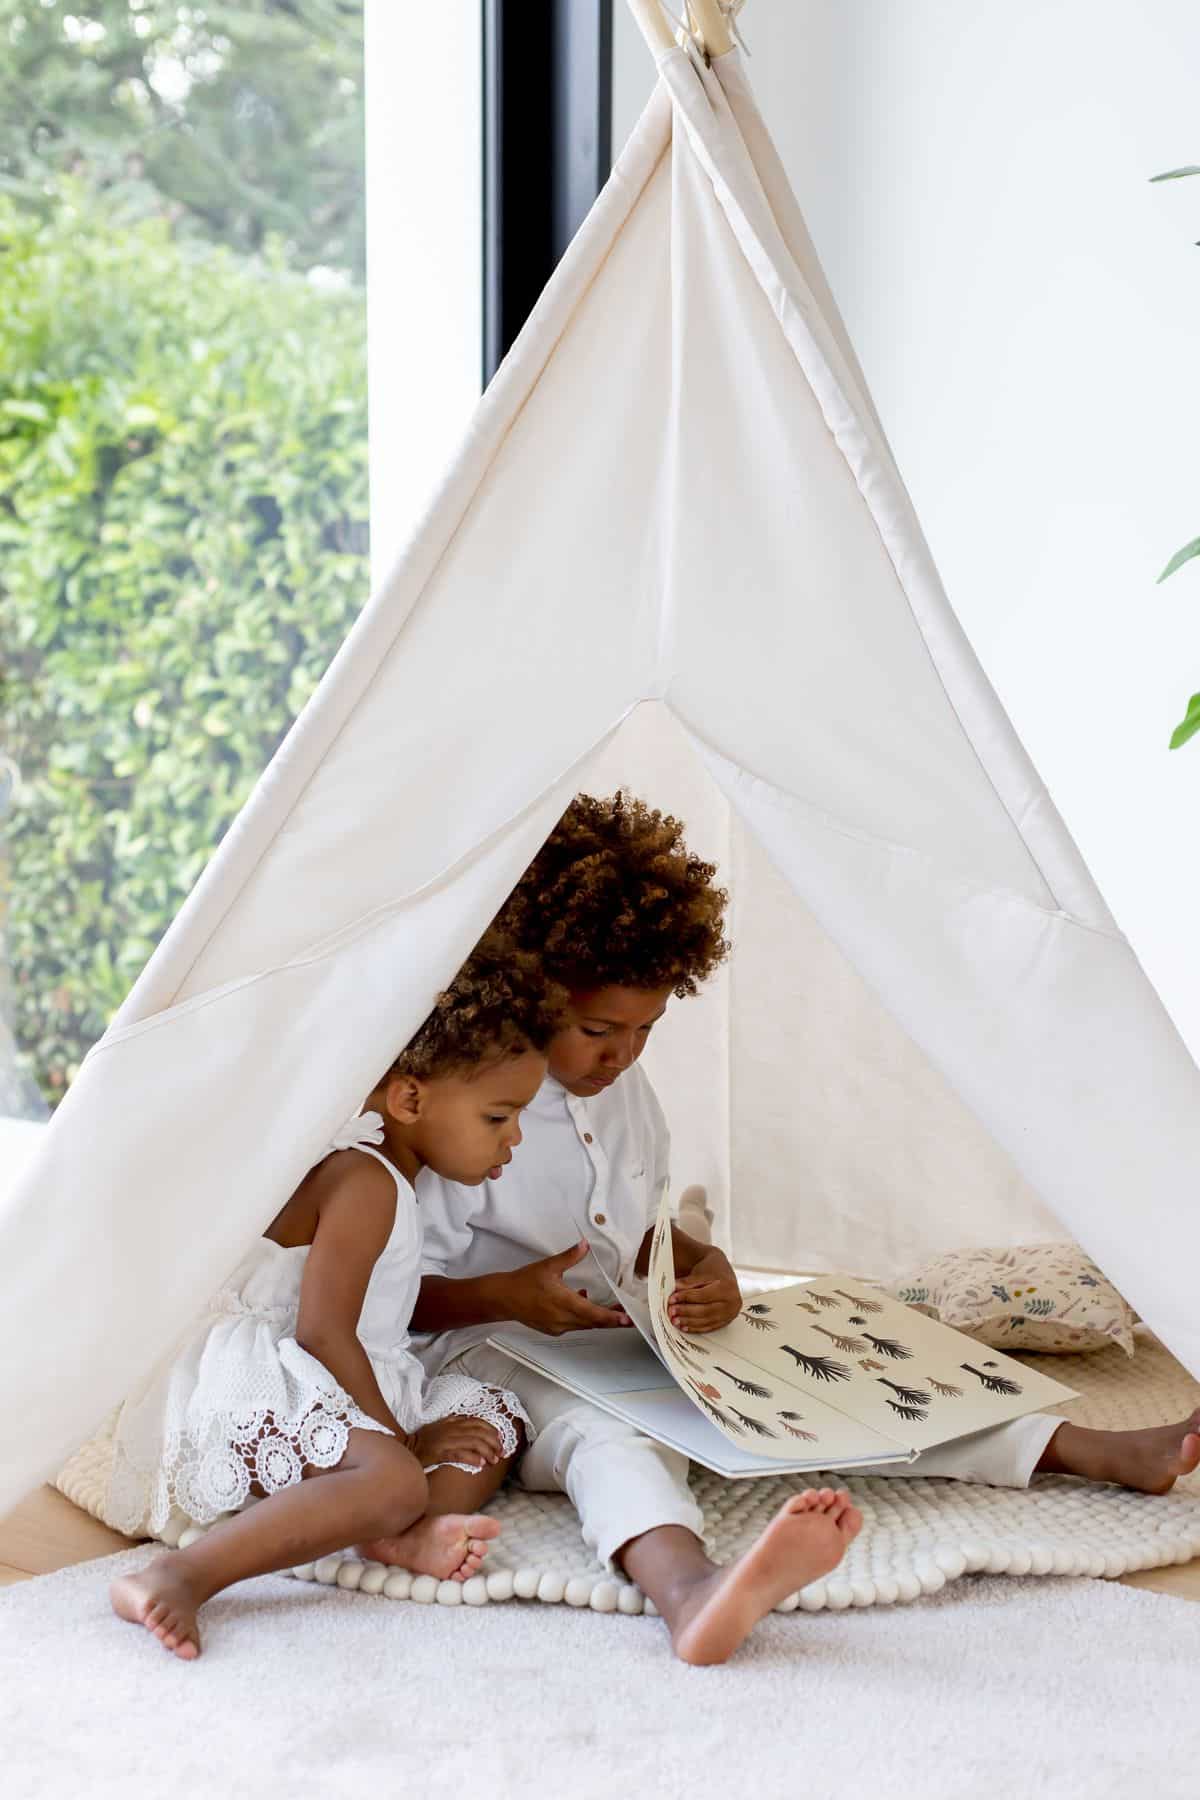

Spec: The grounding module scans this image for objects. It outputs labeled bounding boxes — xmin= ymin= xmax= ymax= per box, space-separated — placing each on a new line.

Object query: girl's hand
xmin=412 ymin=1416 xmax=505 ymax=1470
xmin=667 ymin=1251 xmax=742 ymax=1335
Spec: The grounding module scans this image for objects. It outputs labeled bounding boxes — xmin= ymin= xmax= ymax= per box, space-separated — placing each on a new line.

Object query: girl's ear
xmin=384 ymin=1072 xmax=423 ymax=1124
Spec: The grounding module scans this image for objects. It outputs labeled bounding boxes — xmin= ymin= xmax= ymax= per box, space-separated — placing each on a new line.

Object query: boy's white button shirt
xmin=413 ymin=1065 xmax=670 ymax=1376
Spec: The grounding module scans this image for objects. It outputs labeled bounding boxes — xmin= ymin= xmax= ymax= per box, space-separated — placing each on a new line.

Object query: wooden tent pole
xmin=686 ymin=0 xmax=735 ymax=59
xmin=625 ymin=0 xmax=676 ymax=57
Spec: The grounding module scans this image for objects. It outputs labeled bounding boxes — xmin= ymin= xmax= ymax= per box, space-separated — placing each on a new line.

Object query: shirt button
xmin=594 ymin=1212 xmax=607 ymax=1225
xmin=583 ymin=1133 xmax=593 ymax=1144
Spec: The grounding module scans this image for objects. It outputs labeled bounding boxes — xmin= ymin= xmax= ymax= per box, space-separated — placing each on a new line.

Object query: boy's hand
xmin=503 ymin=1241 xmax=633 ymax=1336
xmin=412 ymin=1415 xmax=504 ymax=1470
xmin=667 ymin=1249 xmax=742 ymax=1334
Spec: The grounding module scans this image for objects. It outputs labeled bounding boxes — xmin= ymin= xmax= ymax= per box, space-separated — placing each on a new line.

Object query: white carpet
xmin=1 ymin=1547 xmax=1194 ymax=1799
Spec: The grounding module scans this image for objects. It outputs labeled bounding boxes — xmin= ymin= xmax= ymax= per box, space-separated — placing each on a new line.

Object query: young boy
xmin=413 ymin=792 xmax=1200 ymax=1664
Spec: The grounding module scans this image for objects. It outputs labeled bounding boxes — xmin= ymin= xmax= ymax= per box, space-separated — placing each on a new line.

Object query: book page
xmin=644 ymin=1193 xmax=912 ymax=1465
xmin=485 ymin=1325 xmax=912 ymax=1478
xmin=648 ymin=1191 xmax=1077 ymax=1453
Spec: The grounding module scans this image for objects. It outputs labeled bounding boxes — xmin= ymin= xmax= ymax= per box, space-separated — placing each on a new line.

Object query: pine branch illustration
xmin=961 ymin=1362 xmax=1023 ymax=1396
xmin=713 ymin=1366 xmax=772 ymax=1399
xmin=796 ymin=1302 xmax=821 ymax=1315
xmin=781 ymin=1346 xmax=852 ymax=1383
xmin=730 ymin=1409 xmax=776 ymax=1437
xmin=858 ymin=1357 xmax=887 ymax=1372
xmin=885 ymin=1399 xmax=928 ymax=1422
xmin=862 ymin=1332 xmax=913 ymax=1361
xmin=812 ymin=1324 xmax=868 ymax=1354
xmin=927 ymin=1377 xmax=963 ymax=1398
xmin=741 ymin=1310 xmax=778 ymax=1332
xmin=777 ymin=1416 xmax=819 ymax=1442
xmin=690 ymin=1387 xmax=738 ymax=1431
xmin=833 ymin=1289 xmax=884 ymax=1315
xmin=805 ymin=1291 xmax=841 ymax=1309
xmin=876 ymin=1378 xmax=932 ymax=1406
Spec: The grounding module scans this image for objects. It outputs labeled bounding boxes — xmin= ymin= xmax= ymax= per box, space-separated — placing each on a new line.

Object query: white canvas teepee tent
xmin=4 ymin=5 xmax=1198 ymax=1515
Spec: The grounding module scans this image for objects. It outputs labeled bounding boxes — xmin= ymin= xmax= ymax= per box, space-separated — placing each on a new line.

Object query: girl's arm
xmin=293 ymin=1156 xmax=413 ymax=1444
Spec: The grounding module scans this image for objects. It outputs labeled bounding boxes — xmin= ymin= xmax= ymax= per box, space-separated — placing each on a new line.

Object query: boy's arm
xmin=633 ymin=1220 xmax=743 ymax=1335
xmin=412 ymin=1243 xmax=632 ymax=1337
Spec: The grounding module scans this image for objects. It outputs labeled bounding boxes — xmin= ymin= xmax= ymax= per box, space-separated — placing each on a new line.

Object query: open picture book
xmin=488 ymin=1191 xmax=1078 ymax=1479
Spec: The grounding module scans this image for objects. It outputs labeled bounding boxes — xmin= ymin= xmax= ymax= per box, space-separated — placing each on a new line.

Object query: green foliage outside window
xmin=1 ymin=189 xmax=369 ymax=1102
xmin=0 ymin=0 xmax=366 ymax=275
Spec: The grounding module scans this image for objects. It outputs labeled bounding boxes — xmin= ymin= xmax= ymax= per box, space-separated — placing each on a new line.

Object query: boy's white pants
xmin=449 ymin=1344 xmax=1063 ymax=1572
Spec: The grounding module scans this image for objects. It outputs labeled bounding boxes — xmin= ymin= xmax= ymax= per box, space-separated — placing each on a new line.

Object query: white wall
xmin=614 ymin=2 xmax=1200 ymax=1060
xmin=364 ymin=0 xmax=482 ymax=587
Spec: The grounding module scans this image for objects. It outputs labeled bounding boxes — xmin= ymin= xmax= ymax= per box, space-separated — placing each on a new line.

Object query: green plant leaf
xmin=1150 ymin=166 xmax=1200 ymax=182
xmin=1169 ymin=694 xmax=1200 ymax=750
xmin=1157 ymin=537 xmax=1200 ymax=582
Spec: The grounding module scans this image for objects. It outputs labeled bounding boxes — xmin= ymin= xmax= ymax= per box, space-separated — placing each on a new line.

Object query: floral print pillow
xmin=888 ymin=1243 xmax=1136 ymax=1356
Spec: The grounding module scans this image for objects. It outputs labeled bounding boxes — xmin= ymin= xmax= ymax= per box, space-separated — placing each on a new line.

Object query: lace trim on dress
xmin=106 ymin=1386 xmax=390 ymax=1537
xmin=419 ymin=1376 xmax=534 ymax=1475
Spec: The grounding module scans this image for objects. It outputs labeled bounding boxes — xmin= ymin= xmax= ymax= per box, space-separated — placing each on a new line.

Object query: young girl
xmin=108 ymin=934 xmax=563 ymax=1659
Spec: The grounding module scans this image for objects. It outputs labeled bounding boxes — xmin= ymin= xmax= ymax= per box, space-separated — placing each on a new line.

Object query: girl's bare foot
xmin=673 ymin=1488 xmax=861 ymax=1667
xmin=111 ymin=1554 xmax=204 ymax=1660
xmin=1040 ymin=1410 xmax=1200 ymax=1493
xmin=357 ymin=1512 xmax=502 ymax=1581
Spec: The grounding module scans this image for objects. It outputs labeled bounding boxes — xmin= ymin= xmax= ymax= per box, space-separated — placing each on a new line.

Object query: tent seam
xmin=674 ymin=713 xmax=1126 ymax=947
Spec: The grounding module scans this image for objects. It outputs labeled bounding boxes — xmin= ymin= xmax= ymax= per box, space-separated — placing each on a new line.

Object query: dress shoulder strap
xmin=325 ymin=1110 xmax=407 ymax=1198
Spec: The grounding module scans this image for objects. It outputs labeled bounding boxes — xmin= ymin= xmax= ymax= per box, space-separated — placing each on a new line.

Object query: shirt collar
xmin=532 ymin=1074 xmax=576 ymax=1116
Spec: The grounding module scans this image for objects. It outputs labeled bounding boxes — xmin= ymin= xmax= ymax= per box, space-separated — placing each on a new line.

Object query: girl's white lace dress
xmin=105 ymin=1111 xmax=531 ymax=1536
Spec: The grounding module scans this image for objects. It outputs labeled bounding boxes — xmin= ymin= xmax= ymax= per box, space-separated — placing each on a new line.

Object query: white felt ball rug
xmin=57 ymin=1328 xmax=1200 ymax=1616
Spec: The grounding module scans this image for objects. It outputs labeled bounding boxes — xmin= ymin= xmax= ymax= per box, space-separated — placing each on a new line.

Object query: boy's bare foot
xmin=357 ymin=1512 xmax=502 ymax=1581
xmin=1040 ymin=1410 xmax=1200 ymax=1494
xmin=672 ymin=1488 xmax=861 ymax=1667
xmin=111 ymin=1554 xmax=204 ymax=1660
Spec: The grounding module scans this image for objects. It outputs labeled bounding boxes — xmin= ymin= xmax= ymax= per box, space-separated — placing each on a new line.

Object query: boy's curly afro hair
xmin=389 ymin=929 xmax=567 ymax=1081
xmin=495 ymin=791 xmax=729 ymax=998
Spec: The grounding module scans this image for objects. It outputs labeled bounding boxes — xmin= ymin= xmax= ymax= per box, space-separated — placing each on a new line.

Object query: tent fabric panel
xmin=0 ymin=783 xmax=581 ymax=1513
xmin=724 ymin=814 xmax=1062 ymax=1277
xmin=694 ymin=734 xmax=1200 ymax=1374
xmin=664 ymin=49 xmax=1115 ymax=935
xmin=109 ymin=87 xmax=676 ymax=1033
xmin=658 ymin=111 xmax=1064 ymax=908
xmin=167 ymin=157 xmax=674 ymax=1003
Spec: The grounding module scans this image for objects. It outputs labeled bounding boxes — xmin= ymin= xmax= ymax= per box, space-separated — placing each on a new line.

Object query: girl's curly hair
xmin=389 ymin=930 xmax=567 ymax=1081
xmin=495 ymin=791 xmax=729 ymax=998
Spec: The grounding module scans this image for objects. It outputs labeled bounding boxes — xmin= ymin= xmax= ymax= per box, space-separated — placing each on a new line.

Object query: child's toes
xmin=839 ymin=1507 xmax=864 ymax=1541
